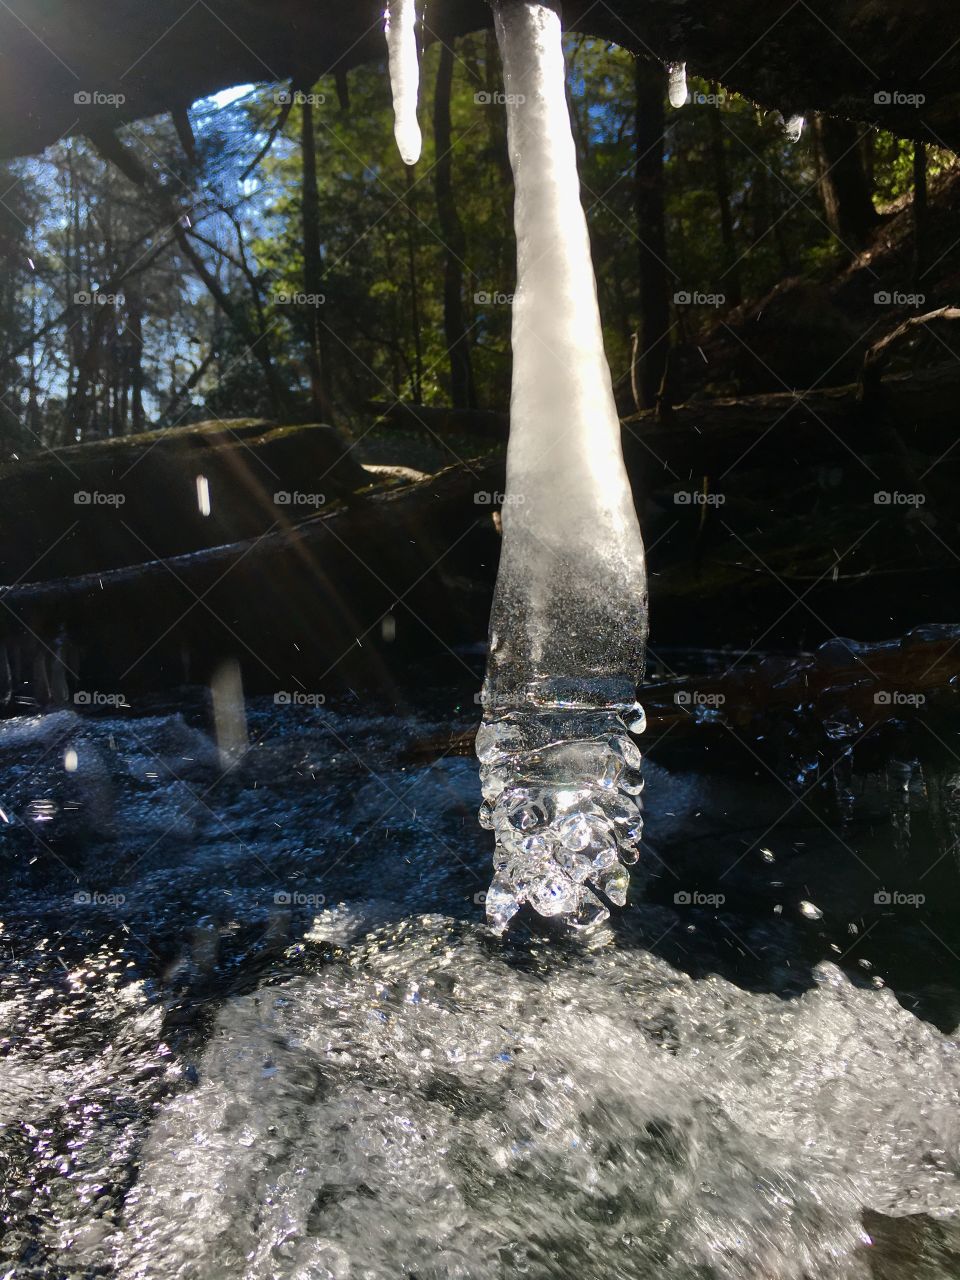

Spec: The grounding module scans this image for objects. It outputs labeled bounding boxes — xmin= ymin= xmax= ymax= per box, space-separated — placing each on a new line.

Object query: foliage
xmin=0 ymin=38 xmax=948 ymax=445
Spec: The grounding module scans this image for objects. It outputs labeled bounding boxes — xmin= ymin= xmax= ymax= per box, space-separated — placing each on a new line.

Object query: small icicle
xmin=784 ymin=113 xmax=805 ymax=143
xmin=666 ymin=61 xmax=687 ymax=109
xmin=384 ymin=0 xmax=422 ymax=166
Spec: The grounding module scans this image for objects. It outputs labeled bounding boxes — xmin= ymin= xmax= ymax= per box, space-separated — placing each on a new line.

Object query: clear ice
xmin=478 ymin=0 xmax=648 ymax=933
xmin=784 ymin=113 xmax=805 ymax=142
xmin=666 ymin=60 xmax=688 ymax=108
xmin=384 ymin=0 xmax=422 ymax=165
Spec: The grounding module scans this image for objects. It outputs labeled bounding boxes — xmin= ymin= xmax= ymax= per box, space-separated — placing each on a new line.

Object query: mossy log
xmin=0 ymin=458 xmax=504 ymax=709
xmin=0 ymin=419 xmax=367 ymax=583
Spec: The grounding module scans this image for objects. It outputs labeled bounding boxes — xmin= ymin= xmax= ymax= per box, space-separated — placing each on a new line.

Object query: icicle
xmin=478 ymin=0 xmax=648 ymax=934
xmin=666 ymin=61 xmax=687 ymax=109
xmin=384 ymin=0 xmax=422 ymax=166
xmin=784 ymin=114 xmax=805 ymax=143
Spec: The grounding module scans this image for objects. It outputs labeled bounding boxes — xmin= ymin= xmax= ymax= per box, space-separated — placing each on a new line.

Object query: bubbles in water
xmin=118 ymin=914 xmax=960 ymax=1280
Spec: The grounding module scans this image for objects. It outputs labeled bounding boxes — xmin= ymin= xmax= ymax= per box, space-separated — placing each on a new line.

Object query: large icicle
xmin=477 ymin=0 xmax=648 ymax=934
xmin=384 ymin=0 xmax=422 ymax=166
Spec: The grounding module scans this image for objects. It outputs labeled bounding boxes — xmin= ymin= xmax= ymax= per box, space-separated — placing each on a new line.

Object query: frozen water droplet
xmin=528 ymin=872 xmax=579 ymax=917
xmin=554 ymin=846 xmax=594 ymax=883
xmin=570 ymin=886 xmax=609 ymax=930
xmin=609 ymin=734 xmax=642 ymax=769
xmin=485 ymin=874 xmax=521 ymax=934
xmin=784 ymin=114 xmax=804 ymax=142
xmin=667 ymin=61 xmax=688 ymax=108
xmin=799 ymin=900 xmax=823 ymax=920
xmin=627 ymin=703 xmax=647 ymax=734
xmin=594 ymin=863 xmax=629 ymax=906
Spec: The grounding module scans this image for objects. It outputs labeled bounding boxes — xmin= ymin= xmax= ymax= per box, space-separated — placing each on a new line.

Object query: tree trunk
xmin=404 ymin=165 xmax=424 ymax=405
xmin=300 ymin=97 xmax=335 ymax=421
xmin=128 ymin=297 xmax=145 ymax=433
xmin=812 ymin=115 xmax=878 ymax=251
xmin=913 ymin=140 xmax=927 ymax=286
xmin=88 ymin=127 xmax=290 ymax=419
xmin=631 ymin=55 xmax=670 ymax=411
xmin=433 ymin=39 xmax=476 ymax=409
xmin=707 ymin=84 xmax=741 ymax=307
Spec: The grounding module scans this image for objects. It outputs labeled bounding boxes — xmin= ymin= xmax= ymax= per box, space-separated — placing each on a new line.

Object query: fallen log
xmin=0 ymin=457 xmax=505 ymax=709
xmin=0 ymin=419 xmax=367 ymax=583
xmin=401 ymin=624 xmax=960 ymax=766
xmin=368 ymin=401 xmax=509 ymax=441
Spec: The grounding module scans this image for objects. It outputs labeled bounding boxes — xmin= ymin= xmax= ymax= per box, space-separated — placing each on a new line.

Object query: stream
xmin=2 ymin=670 xmax=959 ymax=1279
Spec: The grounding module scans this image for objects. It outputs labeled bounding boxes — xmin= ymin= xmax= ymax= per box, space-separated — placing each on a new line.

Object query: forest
xmin=0 ymin=37 xmax=948 ymax=442
xmin=4 ymin=3 xmax=960 ymax=1276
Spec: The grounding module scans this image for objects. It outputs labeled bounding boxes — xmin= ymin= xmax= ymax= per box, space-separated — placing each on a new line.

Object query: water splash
xmin=117 ymin=915 xmax=960 ymax=1280
xmin=666 ymin=60 xmax=688 ymax=108
xmin=384 ymin=0 xmax=422 ymax=165
xmin=478 ymin=0 xmax=648 ymax=932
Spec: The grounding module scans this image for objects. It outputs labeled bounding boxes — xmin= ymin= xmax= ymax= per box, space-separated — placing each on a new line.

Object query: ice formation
xmin=477 ymin=0 xmax=648 ymax=933
xmin=666 ymin=60 xmax=688 ymax=108
xmin=384 ymin=0 xmax=422 ymax=165
xmin=784 ymin=113 xmax=805 ymax=142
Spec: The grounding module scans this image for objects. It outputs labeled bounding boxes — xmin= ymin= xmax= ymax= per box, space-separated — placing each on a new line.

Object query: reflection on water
xmin=1 ymin=694 xmax=959 ymax=1278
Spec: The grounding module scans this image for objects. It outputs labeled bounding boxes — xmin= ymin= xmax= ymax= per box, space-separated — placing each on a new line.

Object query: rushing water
xmin=2 ymin=684 xmax=960 ymax=1278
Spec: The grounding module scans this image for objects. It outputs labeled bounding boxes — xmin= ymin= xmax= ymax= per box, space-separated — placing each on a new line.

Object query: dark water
xmin=2 ymin=683 xmax=960 ymax=1279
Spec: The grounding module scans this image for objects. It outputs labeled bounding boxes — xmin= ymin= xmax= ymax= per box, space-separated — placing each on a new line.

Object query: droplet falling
xmin=196 ymin=474 xmax=211 ymax=517
xmin=667 ymin=61 xmax=687 ymax=108
xmin=384 ymin=0 xmax=422 ymax=165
